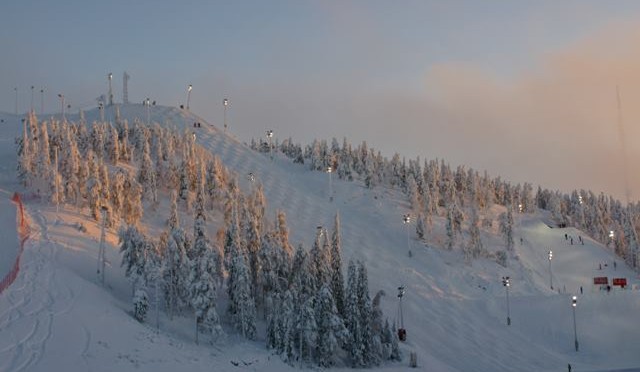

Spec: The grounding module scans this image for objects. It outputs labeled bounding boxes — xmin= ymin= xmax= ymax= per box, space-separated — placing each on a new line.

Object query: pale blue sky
xmin=3 ymin=1 xmax=640 ymax=199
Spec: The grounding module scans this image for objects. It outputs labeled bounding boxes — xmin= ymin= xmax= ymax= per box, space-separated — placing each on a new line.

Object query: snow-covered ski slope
xmin=1 ymin=105 xmax=639 ymax=372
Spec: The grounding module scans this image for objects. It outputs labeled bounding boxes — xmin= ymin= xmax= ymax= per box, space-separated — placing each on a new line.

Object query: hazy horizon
xmin=3 ymin=0 xmax=640 ymax=201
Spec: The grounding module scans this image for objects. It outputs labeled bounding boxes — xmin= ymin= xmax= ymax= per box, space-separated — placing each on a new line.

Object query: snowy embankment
xmin=0 ymin=106 xmax=639 ymax=372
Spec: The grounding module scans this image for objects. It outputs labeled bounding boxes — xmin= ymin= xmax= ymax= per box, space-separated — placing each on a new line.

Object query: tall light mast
xmin=108 ymin=72 xmax=114 ymax=106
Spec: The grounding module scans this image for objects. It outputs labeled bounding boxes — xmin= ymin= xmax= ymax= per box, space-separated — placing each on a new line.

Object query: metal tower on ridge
xmin=123 ymin=71 xmax=130 ymax=104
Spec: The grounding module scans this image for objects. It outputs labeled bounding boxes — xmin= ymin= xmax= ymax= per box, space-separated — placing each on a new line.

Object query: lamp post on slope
xmin=266 ymin=130 xmax=274 ymax=160
xmin=58 ymin=93 xmax=65 ymax=123
xmin=327 ymin=166 xmax=333 ymax=202
xmin=572 ymin=295 xmax=579 ymax=352
xmin=186 ymin=84 xmax=192 ymax=110
xmin=548 ymin=250 xmax=553 ymax=290
xmin=403 ymin=214 xmax=411 ymax=256
xmin=502 ymin=276 xmax=511 ymax=325
xmin=223 ymin=98 xmax=229 ymax=132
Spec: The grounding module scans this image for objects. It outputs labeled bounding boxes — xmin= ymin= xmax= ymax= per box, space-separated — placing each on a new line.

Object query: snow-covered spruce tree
xmin=271 ymin=289 xmax=298 ymax=363
xmin=291 ymin=244 xmax=315 ymax=299
xmin=122 ymin=171 xmax=143 ymax=226
xmin=138 ymin=139 xmax=158 ymax=203
xmin=119 ymin=224 xmax=148 ymax=291
xmin=133 ymin=287 xmax=149 ymax=322
xmin=223 ymin=199 xmax=243 ymax=273
xmin=356 ymin=261 xmax=374 ymax=367
xmin=16 ymin=117 xmax=34 ymax=187
xmin=623 ymin=211 xmax=639 ymax=268
xmin=499 ymin=207 xmax=515 ymax=252
xmin=390 ymin=322 xmax=402 ymax=361
xmin=465 ymin=203 xmax=484 ymax=263
xmin=310 ymin=227 xmax=330 ymax=291
xmin=445 ymin=203 xmax=456 ymax=251
xmin=314 ymin=284 xmax=348 ymax=367
xmin=108 ymin=124 xmax=120 ymax=164
xmin=227 ymin=243 xmax=257 ymax=339
xmin=344 ymin=259 xmax=363 ymax=367
xmin=241 ymin=196 xmax=262 ymax=304
xmin=188 ymin=183 xmax=223 ymax=343
xmin=110 ymin=169 xmax=126 ymax=221
xmin=416 ymin=213 xmax=426 ymax=240
xmin=330 ymin=212 xmax=346 ymax=318
xmin=86 ymin=175 xmax=103 ymax=221
xmin=258 ymin=231 xmax=280 ymax=319
xmin=295 ymin=294 xmax=318 ymax=365
xmin=369 ymin=289 xmax=386 ymax=366
xmin=161 ymin=196 xmax=191 ymax=319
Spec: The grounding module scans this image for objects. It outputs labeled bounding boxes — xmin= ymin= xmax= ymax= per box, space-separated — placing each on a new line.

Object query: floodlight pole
xmin=30 ymin=86 xmax=34 ymax=113
xmin=403 ymin=214 xmax=411 ymax=254
xmin=58 ymin=93 xmax=65 ymax=123
xmin=223 ymin=98 xmax=229 ymax=132
xmin=327 ymin=166 xmax=333 ymax=201
xmin=145 ymin=98 xmax=150 ymax=125
xmin=502 ymin=276 xmax=511 ymax=325
xmin=54 ymin=146 xmax=59 ymax=213
xmin=572 ymin=296 xmax=579 ymax=351
xmin=186 ymin=84 xmax=192 ymax=110
xmin=98 ymin=102 xmax=104 ymax=122
xmin=267 ymin=130 xmax=274 ymax=160
xmin=548 ymin=250 xmax=553 ymax=290
xmin=40 ymin=88 xmax=44 ymax=116
xmin=108 ymin=72 xmax=113 ymax=106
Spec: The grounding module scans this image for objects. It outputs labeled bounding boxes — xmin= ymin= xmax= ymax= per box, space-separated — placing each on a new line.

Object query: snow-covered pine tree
xmin=310 ymin=227 xmax=330 ymax=291
xmin=119 ymin=224 xmax=148 ymax=291
xmin=465 ymin=203 xmax=484 ymax=262
xmin=330 ymin=212 xmax=346 ymax=318
xmin=357 ymin=261 xmax=374 ymax=367
xmin=291 ymin=244 xmax=315 ymax=301
xmin=295 ymin=295 xmax=318 ymax=365
xmin=344 ymin=259 xmax=363 ymax=367
xmin=133 ymin=287 xmax=149 ymax=322
xmin=189 ymin=183 xmax=223 ymax=343
xmin=138 ymin=138 xmax=157 ymax=203
xmin=369 ymin=289 xmax=386 ymax=366
xmin=314 ymin=284 xmax=348 ymax=367
xmin=122 ymin=171 xmax=143 ymax=226
xmin=227 ymin=244 xmax=257 ymax=339
xmin=161 ymin=200 xmax=191 ymax=318
xmin=416 ymin=213 xmax=426 ymax=240
xmin=499 ymin=207 xmax=515 ymax=252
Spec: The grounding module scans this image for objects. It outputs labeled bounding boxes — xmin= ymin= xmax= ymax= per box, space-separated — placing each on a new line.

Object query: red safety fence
xmin=0 ymin=193 xmax=29 ymax=295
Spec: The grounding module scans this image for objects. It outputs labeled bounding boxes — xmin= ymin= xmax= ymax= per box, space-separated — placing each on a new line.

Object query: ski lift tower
xmin=123 ymin=71 xmax=130 ymax=104
xmin=397 ymin=286 xmax=407 ymax=341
